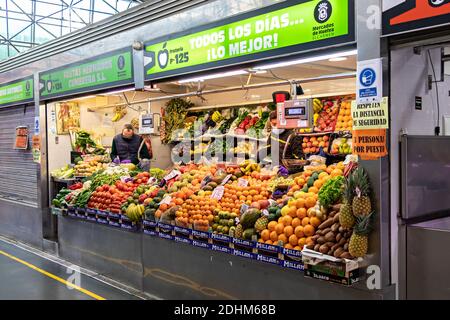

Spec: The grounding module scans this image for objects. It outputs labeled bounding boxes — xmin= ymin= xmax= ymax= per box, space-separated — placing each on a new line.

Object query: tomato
xmin=136 ymin=179 xmax=142 ymax=184
xmin=143 ymin=172 xmax=150 ymax=178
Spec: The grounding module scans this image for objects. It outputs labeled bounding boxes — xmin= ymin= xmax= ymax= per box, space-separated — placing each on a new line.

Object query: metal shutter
xmin=0 ymin=105 xmax=38 ymax=205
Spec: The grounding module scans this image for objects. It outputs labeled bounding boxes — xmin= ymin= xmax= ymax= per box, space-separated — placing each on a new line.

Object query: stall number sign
xmin=144 ymin=0 xmax=352 ymax=80
xmin=357 ymin=58 xmax=382 ymax=103
xmin=351 ymin=97 xmax=389 ymax=130
xmin=39 ymin=48 xmax=133 ymax=99
xmin=352 ymin=129 xmax=388 ymax=160
xmin=0 ymin=77 xmax=34 ymax=108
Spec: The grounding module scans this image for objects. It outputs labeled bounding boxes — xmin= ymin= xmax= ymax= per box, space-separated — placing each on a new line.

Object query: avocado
xmin=268 ymin=213 xmax=277 ymax=221
xmin=153 ymin=197 xmax=162 ymax=204
xmin=228 ymin=219 xmax=235 ymax=227
xmin=243 ymin=228 xmax=256 ymax=240
xmin=268 ymin=206 xmax=278 ymax=214
xmin=209 ymin=182 xmax=218 ymax=189
xmin=157 ymin=190 xmax=165 ymax=197
xmin=307 ymin=177 xmax=315 ymax=187
xmin=235 ymin=171 xmax=243 ymax=178
xmin=311 ymin=172 xmax=319 ymax=180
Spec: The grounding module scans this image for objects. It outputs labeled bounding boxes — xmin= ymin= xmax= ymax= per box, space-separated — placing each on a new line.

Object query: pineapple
xmin=255 ymin=216 xmax=269 ymax=232
xmin=348 ymin=212 xmax=374 ymax=258
xmin=339 ymin=173 xmax=355 ymax=228
xmin=351 ymin=168 xmax=372 ymax=216
xmin=235 ymin=224 xmax=243 ymax=239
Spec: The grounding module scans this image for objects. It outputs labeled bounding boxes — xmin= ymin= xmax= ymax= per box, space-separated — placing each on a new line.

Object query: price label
xmin=220 ymin=174 xmax=233 ymax=186
xmin=210 ymin=186 xmax=225 ymax=200
xmin=164 ymin=169 xmax=181 ymax=181
xmin=238 ymin=178 xmax=249 ymax=187
xmin=159 ymin=195 xmax=172 ymax=205
xmin=261 ymin=209 xmax=269 ymax=217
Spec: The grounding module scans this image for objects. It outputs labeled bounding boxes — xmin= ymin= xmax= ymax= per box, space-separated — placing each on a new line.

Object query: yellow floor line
xmin=0 ymin=249 xmax=105 ymax=300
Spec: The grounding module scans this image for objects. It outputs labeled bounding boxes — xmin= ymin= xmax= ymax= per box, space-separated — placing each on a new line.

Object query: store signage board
xmin=357 ymin=59 xmax=382 ymax=103
xmin=382 ymin=0 xmax=450 ymax=36
xmin=352 ymin=129 xmax=388 ymax=160
xmin=351 ymin=97 xmax=389 ymax=130
xmin=0 ymin=77 xmax=34 ymax=108
xmin=32 ymin=135 xmax=41 ymax=163
xmin=14 ymin=126 xmax=29 ymax=150
xmin=39 ymin=48 xmax=133 ymax=100
xmin=144 ymin=0 xmax=354 ymax=80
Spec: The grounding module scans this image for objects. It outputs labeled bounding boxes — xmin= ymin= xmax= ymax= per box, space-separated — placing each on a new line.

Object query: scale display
xmin=276 ymin=99 xmax=313 ymax=129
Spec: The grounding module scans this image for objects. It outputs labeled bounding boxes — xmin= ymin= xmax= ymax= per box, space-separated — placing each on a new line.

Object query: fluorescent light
xmin=178 ymin=70 xmax=247 ymax=84
xmin=74 ymin=95 xmax=97 ymax=100
xmin=102 ymin=87 xmax=135 ymax=95
xmin=329 ymin=57 xmax=348 ymax=62
xmin=254 ymin=49 xmax=357 ymax=70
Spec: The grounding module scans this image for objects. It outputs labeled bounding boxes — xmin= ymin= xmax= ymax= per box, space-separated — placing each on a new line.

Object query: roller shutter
xmin=0 ymin=105 xmax=38 ymax=206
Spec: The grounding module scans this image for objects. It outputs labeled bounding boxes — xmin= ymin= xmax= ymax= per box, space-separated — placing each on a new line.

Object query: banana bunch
xmin=313 ymin=99 xmax=323 ymax=114
xmin=313 ymin=113 xmax=320 ymax=126
xmin=268 ymin=177 xmax=295 ymax=192
xmin=126 ymin=203 xmax=145 ymax=222
xmin=211 ymin=111 xmax=223 ymax=123
xmin=240 ymin=160 xmax=260 ymax=174
xmin=112 ymin=106 xmax=127 ymax=122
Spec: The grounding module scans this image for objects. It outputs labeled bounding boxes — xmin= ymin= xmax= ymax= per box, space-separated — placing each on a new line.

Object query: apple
xmin=158 ymin=43 xmax=169 ymax=69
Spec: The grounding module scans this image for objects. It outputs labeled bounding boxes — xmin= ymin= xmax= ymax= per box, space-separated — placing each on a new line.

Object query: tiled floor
xmin=0 ymin=240 xmax=140 ymax=300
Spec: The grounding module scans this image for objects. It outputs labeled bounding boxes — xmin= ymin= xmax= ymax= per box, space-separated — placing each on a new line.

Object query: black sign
xmin=415 ymin=96 xmax=422 ymax=110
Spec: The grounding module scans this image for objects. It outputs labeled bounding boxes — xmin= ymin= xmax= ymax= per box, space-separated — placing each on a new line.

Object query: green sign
xmin=144 ymin=0 xmax=353 ymax=80
xmin=0 ymin=77 xmax=34 ymax=107
xmin=39 ymin=48 xmax=133 ymax=99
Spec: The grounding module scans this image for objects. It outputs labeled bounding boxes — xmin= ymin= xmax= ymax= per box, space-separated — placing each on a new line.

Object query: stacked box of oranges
xmin=258 ymin=191 xmax=321 ymax=250
xmin=335 ymin=100 xmax=353 ymax=131
xmin=176 ymin=191 xmax=217 ymax=230
xmin=217 ymin=179 xmax=271 ymax=215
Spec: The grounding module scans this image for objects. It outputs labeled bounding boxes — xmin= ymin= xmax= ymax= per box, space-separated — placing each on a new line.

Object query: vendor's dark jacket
xmin=110 ymin=134 xmax=150 ymax=165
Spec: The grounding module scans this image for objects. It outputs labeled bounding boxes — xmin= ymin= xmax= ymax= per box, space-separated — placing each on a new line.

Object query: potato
xmin=339 ymin=226 xmax=345 ymax=233
xmin=324 ymin=232 xmax=336 ymax=243
xmin=321 ymin=227 xmax=332 ymax=236
xmin=344 ymin=243 xmax=349 ymax=251
xmin=318 ymin=218 xmax=334 ymax=230
xmin=340 ymin=252 xmax=353 ymax=259
xmin=332 ymin=213 xmax=340 ymax=224
xmin=306 ymin=244 xmax=315 ymax=250
xmin=319 ymin=244 xmax=329 ymax=254
xmin=314 ymin=244 xmax=321 ymax=252
xmin=331 ymin=223 xmax=340 ymax=233
xmin=325 ymin=242 xmax=335 ymax=248
xmin=328 ymin=211 xmax=335 ymax=218
xmin=332 ymin=204 xmax=342 ymax=212
xmin=317 ymin=236 xmax=326 ymax=245
xmin=336 ymin=233 xmax=342 ymax=242
xmin=338 ymin=237 xmax=347 ymax=246
xmin=328 ymin=250 xmax=334 ymax=256
xmin=334 ymin=247 xmax=344 ymax=258
xmin=312 ymin=235 xmax=320 ymax=242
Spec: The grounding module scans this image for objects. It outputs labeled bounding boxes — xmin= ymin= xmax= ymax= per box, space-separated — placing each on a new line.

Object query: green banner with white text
xmin=0 ymin=77 xmax=34 ymax=108
xmin=39 ymin=48 xmax=133 ymax=99
xmin=144 ymin=0 xmax=353 ymax=80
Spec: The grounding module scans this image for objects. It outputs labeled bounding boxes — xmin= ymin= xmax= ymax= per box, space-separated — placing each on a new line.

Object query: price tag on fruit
xmin=220 ymin=174 xmax=233 ymax=186
xmin=210 ymin=186 xmax=225 ymax=200
xmin=159 ymin=195 xmax=172 ymax=205
xmin=238 ymin=178 xmax=249 ymax=187
xmin=164 ymin=169 xmax=181 ymax=181
xmin=261 ymin=209 xmax=269 ymax=217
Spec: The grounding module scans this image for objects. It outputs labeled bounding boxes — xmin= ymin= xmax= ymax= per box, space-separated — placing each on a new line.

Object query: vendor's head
xmin=269 ymin=111 xmax=277 ymax=127
xmin=122 ymin=124 xmax=135 ymax=139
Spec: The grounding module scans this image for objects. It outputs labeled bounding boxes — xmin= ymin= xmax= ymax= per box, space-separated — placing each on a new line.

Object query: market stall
xmin=42 ymin=0 xmax=396 ymax=299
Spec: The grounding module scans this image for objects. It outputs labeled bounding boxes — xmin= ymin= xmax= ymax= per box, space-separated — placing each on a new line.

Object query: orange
xmin=294 ymin=225 xmax=304 ymax=238
xmin=288 ymin=206 xmax=297 ymax=218
xmin=313 ymin=180 xmax=323 ymax=189
xmin=282 ymin=215 xmax=293 ymax=226
xmin=289 ymin=234 xmax=298 ymax=246
xmin=303 ymin=225 xmax=315 ymax=237
xmin=308 ymin=187 xmax=319 ymax=194
xmin=318 ymin=172 xmax=328 ymax=179
xmin=269 ymin=231 xmax=279 ymax=242
xmin=268 ymin=221 xmax=277 ymax=233
xmin=261 ymin=229 xmax=270 ymax=241
xmin=305 ymin=236 xmax=314 ymax=246
xmin=275 ymin=223 xmax=285 ymax=235
xmin=298 ymin=237 xmax=306 ymax=247
xmin=305 ymin=197 xmax=316 ymax=208
xmin=331 ymin=168 xmax=343 ymax=177
xmin=258 ymin=239 xmax=265 ymax=243
xmin=310 ymin=216 xmax=321 ymax=228
xmin=296 ymin=198 xmax=306 ymax=208
xmin=278 ymin=234 xmax=288 ymax=244
xmin=284 ymin=225 xmax=294 ymax=237
xmin=291 ymin=218 xmax=301 ymax=228
xmin=265 ymin=240 xmax=273 ymax=245
xmin=294 ymin=246 xmax=301 ymax=251
xmin=296 ymin=208 xmax=307 ymax=219
xmin=284 ymin=243 xmax=294 ymax=250
xmin=301 ymin=217 xmax=310 ymax=227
